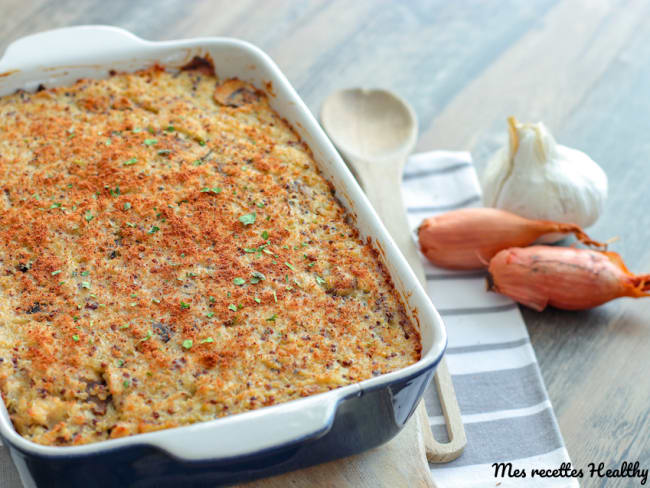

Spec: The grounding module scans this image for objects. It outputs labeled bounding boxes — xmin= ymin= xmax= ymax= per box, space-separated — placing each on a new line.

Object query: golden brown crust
xmin=0 ymin=66 xmax=420 ymax=446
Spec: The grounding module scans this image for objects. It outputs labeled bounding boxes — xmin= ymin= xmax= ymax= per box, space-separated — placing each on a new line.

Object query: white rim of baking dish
xmin=0 ymin=26 xmax=447 ymax=460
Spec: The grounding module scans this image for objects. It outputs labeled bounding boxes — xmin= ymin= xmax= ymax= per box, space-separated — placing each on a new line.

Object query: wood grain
xmin=1 ymin=1 xmax=649 ymax=487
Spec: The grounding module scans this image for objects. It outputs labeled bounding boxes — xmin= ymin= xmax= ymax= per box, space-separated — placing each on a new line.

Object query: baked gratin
xmin=0 ymin=61 xmax=420 ymax=446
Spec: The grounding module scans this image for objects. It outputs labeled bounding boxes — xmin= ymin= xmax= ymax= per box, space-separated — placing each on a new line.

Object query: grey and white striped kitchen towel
xmin=404 ymin=151 xmax=578 ymax=488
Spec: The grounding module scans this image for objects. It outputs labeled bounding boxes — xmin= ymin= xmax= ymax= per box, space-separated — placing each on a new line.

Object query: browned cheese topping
xmin=0 ymin=64 xmax=420 ymax=446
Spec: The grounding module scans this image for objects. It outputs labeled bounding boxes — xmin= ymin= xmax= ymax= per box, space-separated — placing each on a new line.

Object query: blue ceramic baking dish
xmin=0 ymin=26 xmax=447 ymax=488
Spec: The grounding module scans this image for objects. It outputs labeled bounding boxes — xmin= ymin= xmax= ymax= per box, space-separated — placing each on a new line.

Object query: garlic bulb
xmin=482 ymin=117 xmax=607 ymax=238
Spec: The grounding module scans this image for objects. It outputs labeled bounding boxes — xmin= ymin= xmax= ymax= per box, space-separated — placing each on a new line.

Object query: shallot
xmin=487 ymin=246 xmax=650 ymax=311
xmin=417 ymin=208 xmax=604 ymax=270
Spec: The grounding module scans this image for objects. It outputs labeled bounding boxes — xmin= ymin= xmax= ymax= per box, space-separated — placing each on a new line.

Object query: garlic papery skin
xmin=482 ymin=117 xmax=608 ymax=240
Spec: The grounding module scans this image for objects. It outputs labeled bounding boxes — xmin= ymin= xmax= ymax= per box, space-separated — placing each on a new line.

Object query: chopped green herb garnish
xmin=273 ymin=290 xmax=277 ymax=302
xmin=308 ymin=262 xmax=316 ymax=267
xmin=315 ymin=276 xmax=326 ymax=285
xmin=199 ymin=337 xmax=214 ymax=344
xmin=144 ymin=138 xmax=158 ymax=146
xmin=199 ymin=140 xmax=206 ymax=146
xmin=126 ymin=222 xmax=136 ymax=228
xmin=138 ymin=330 xmax=153 ymax=344
xmin=85 ymin=211 xmax=94 ymax=222
xmin=206 ymin=312 xmax=214 ymax=318
xmin=124 ymin=202 xmax=132 ymax=210
xmin=254 ymin=297 xmax=261 ymax=304
xmin=244 ymin=248 xmax=257 ymax=253
xmin=209 ymin=296 xmax=216 ymax=303
xmin=166 ymin=125 xmax=175 ymax=132
xmin=239 ymin=212 xmax=256 ymax=226
xmin=180 ymin=301 xmax=190 ymax=310
xmin=119 ymin=324 xmax=130 ymax=329
xmin=81 ymin=281 xmax=90 ymax=289
xmin=266 ymin=215 xmax=271 ymax=221
xmin=250 ymin=271 xmax=266 ymax=284
xmin=72 ymin=334 xmax=79 ymax=342
xmin=50 ymin=202 xmax=62 ymax=209
xmin=182 ymin=339 xmax=193 ymax=350
xmin=123 ymin=158 xmax=138 ymax=166
xmin=51 ymin=269 xmax=62 ymax=276
xmin=284 ymin=262 xmax=295 ymax=271
xmin=158 ymin=149 xmax=172 ymax=155
xmin=132 ymin=128 xmax=143 ymax=133
xmin=266 ymin=314 xmax=277 ymax=322
xmin=199 ymin=186 xmax=222 ymax=195
xmin=261 ymin=230 xmax=269 ymax=240
xmin=228 ymin=304 xmax=237 ymax=312
xmin=123 ymin=380 xmax=130 ymax=388
xmin=152 ymin=298 xmax=161 ymax=304
xmin=117 ymin=359 xmax=124 ymax=367
xmin=233 ymin=277 xmax=246 ymax=286
xmin=148 ymin=226 xmax=160 ymax=234
xmin=73 ymin=316 xmax=80 ymax=321
xmin=256 ymin=202 xmax=265 ymax=208
xmin=81 ymin=271 xmax=89 ymax=277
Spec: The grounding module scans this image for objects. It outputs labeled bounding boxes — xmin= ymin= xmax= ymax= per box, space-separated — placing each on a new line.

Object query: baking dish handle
xmin=0 ymin=25 xmax=147 ymax=71
xmin=147 ymin=390 xmax=346 ymax=461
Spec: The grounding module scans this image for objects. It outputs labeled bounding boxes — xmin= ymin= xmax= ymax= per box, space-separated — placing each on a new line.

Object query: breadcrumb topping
xmin=0 ymin=65 xmax=420 ymax=446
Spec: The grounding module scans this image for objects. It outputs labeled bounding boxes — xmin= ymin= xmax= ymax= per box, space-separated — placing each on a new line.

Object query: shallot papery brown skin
xmin=417 ymin=208 xmax=605 ymax=270
xmin=487 ymin=246 xmax=650 ymax=311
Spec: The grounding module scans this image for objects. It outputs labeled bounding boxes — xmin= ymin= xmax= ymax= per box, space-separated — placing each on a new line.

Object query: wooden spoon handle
xmin=349 ymin=155 xmax=466 ymax=463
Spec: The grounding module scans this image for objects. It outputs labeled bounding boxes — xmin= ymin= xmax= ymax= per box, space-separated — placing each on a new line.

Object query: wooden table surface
xmin=2 ymin=1 xmax=648 ymax=486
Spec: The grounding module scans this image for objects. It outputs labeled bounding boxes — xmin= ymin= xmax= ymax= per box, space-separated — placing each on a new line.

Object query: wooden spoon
xmin=321 ymin=88 xmax=466 ymax=464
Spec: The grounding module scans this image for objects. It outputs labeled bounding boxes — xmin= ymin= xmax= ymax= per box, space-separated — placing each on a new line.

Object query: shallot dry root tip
xmin=485 ymin=272 xmax=495 ymax=292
